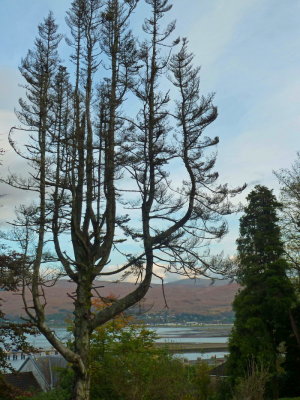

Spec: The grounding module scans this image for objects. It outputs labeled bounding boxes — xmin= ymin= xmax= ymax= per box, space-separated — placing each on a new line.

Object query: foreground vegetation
xmin=1 ymin=314 xmax=299 ymax=400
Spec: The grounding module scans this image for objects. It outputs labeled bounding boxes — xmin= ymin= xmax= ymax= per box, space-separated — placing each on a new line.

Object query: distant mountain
xmin=1 ymin=278 xmax=239 ymax=319
xmin=165 ymin=278 xmax=233 ymax=287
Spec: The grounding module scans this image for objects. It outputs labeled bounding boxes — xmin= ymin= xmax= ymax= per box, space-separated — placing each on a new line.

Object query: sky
xmin=0 ymin=0 xmax=299 ymax=264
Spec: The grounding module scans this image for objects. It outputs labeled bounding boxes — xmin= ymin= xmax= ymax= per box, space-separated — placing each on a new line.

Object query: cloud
xmin=0 ymin=68 xmax=23 ymax=112
xmin=185 ymin=0 xmax=265 ymax=71
xmin=0 ymin=67 xmax=36 ymax=223
xmin=0 ymin=110 xmax=18 ymax=142
xmin=217 ymin=77 xmax=300 ymax=192
xmin=0 ymin=109 xmax=34 ymax=224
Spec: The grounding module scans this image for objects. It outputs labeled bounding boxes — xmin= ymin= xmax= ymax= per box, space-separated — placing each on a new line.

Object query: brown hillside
xmin=0 ymin=279 xmax=239 ymax=317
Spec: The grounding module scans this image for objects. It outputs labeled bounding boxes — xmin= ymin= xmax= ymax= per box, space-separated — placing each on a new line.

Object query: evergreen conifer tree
xmin=228 ymin=185 xmax=299 ymax=397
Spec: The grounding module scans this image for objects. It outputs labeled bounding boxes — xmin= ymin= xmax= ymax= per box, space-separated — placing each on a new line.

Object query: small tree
xmin=3 ymin=1 xmax=243 ymax=399
xmin=275 ymin=153 xmax=300 ymax=393
xmin=227 ymin=185 xmax=297 ymax=398
xmin=0 ymin=252 xmax=36 ymax=372
xmin=275 ymin=153 xmax=300 ymax=271
xmin=50 ymin=300 xmax=194 ymax=400
xmin=275 ymin=154 xmax=300 ymax=342
xmin=231 ymin=360 xmax=270 ymax=400
xmin=275 ymin=153 xmax=300 ymax=273
xmin=193 ymin=361 xmax=213 ymax=400
xmin=90 ymin=323 xmax=190 ymax=400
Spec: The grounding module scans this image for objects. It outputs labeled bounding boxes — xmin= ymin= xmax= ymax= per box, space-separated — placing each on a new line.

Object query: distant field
xmin=155 ymin=342 xmax=227 ymax=353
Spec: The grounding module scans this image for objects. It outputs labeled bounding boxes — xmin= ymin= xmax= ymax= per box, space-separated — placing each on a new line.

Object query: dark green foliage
xmin=236 ymin=185 xmax=285 ymax=284
xmin=209 ymin=379 xmax=232 ymax=400
xmin=280 ymin=305 xmax=300 ymax=397
xmin=0 ymin=252 xmax=36 ymax=372
xmin=0 ymin=374 xmax=30 ymax=400
xmin=29 ymin=389 xmax=70 ymax=400
xmin=228 ymin=185 xmax=300 ymax=398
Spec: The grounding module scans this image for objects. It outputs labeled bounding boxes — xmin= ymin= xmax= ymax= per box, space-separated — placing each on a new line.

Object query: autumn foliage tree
xmin=3 ymin=1 xmax=243 ymax=399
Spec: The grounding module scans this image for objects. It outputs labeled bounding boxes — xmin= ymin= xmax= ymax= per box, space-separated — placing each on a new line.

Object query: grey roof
xmin=3 ymin=371 xmax=42 ymax=393
xmin=34 ymin=355 xmax=68 ymax=387
xmin=209 ymin=361 xmax=228 ymax=377
xmin=19 ymin=355 xmax=68 ymax=389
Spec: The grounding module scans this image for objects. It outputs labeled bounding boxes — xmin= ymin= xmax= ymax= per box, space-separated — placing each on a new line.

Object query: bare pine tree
xmin=275 ymin=153 xmax=300 ymax=272
xmin=3 ymin=1 xmax=244 ymax=399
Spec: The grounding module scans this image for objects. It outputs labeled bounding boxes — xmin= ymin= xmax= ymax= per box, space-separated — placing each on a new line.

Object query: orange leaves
xmin=92 ymin=294 xmax=133 ymax=331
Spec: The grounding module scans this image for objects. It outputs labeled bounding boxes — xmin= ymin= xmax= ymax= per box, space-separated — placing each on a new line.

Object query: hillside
xmin=1 ymin=278 xmax=239 ymax=321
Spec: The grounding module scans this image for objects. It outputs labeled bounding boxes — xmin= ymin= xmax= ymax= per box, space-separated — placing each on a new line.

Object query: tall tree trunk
xmin=72 ymin=372 xmax=90 ymax=400
xmin=72 ymin=276 xmax=92 ymax=400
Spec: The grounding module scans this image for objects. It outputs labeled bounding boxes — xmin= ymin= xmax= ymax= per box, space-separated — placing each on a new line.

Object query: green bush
xmin=28 ymin=389 xmax=69 ymax=400
xmin=89 ymin=324 xmax=194 ymax=400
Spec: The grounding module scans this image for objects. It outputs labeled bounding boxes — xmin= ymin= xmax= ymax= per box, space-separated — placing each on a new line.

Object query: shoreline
xmin=155 ymin=342 xmax=228 ymax=353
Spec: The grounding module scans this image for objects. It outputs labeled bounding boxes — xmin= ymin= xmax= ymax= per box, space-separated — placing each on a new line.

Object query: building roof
xmin=34 ymin=355 xmax=67 ymax=387
xmin=19 ymin=355 xmax=68 ymax=389
xmin=3 ymin=371 xmax=42 ymax=393
xmin=209 ymin=361 xmax=228 ymax=377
